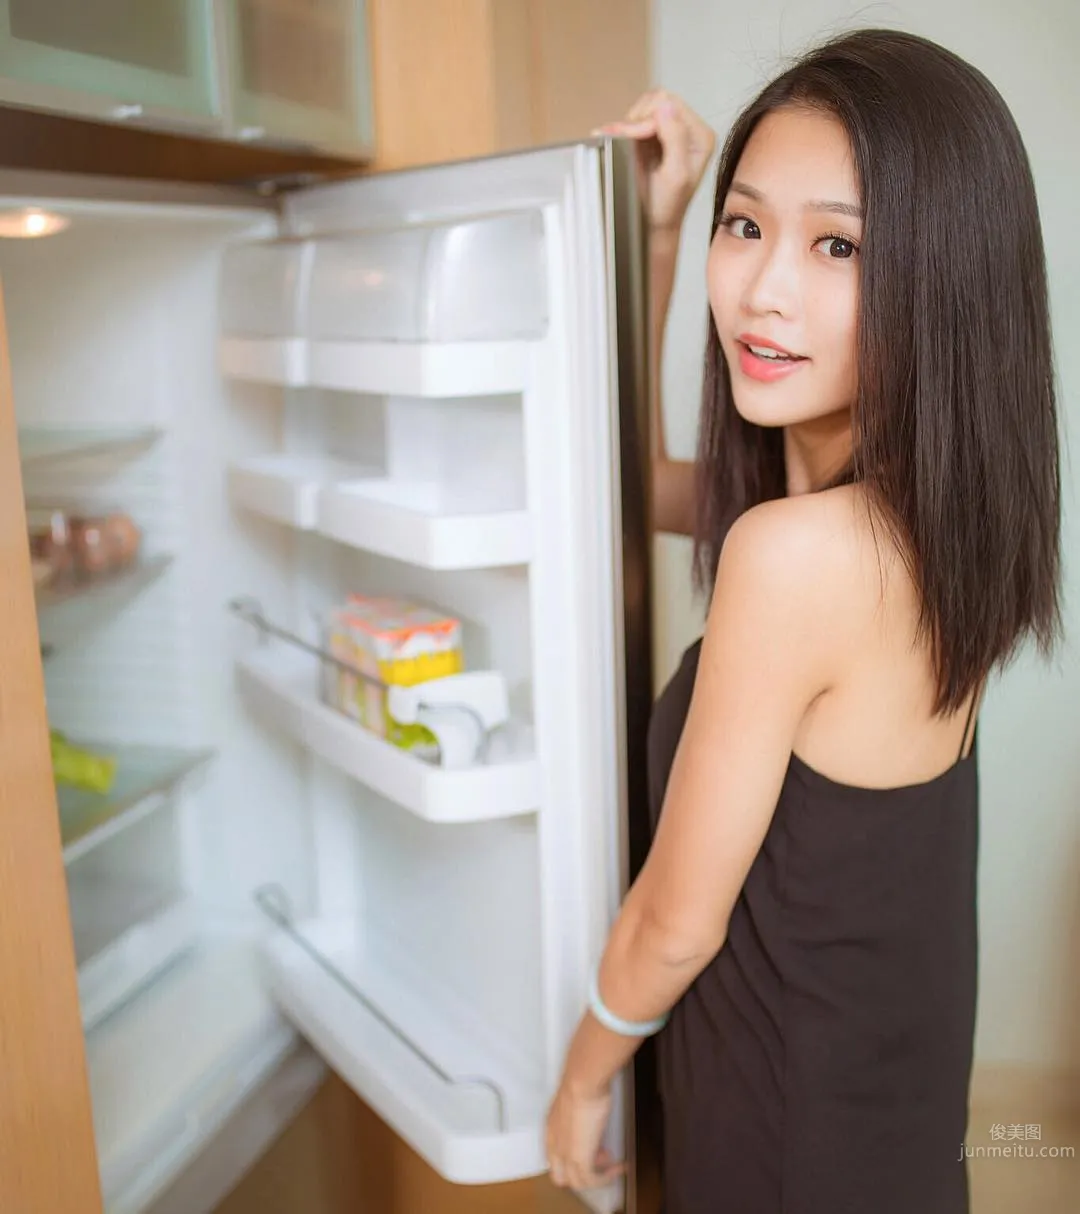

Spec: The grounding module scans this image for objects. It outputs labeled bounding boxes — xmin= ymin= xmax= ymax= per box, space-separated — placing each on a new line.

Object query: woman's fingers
xmin=626 ymin=87 xmax=664 ymax=122
xmin=592 ymin=116 xmax=658 ymax=137
xmin=655 ymin=100 xmax=691 ymax=170
xmin=552 ymin=1144 xmax=627 ymax=1193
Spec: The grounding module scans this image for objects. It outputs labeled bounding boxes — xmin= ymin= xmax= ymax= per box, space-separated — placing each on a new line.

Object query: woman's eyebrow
xmin=728 ymin=180 xmax=863 ymax=220
xmin=728 ymin=180 xmax=766 ymax=204
xmin=807 ymin=199 xmax=863 ymax=219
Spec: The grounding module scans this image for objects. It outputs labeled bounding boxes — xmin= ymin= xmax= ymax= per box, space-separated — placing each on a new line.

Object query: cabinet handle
xmin=111 ymin=103 xmax=144 ymax=120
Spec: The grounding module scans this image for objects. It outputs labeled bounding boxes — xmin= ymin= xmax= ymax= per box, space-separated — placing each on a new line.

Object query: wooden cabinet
xmin=367 ymin=0 xmax=651 ymax=171
xmin=220 ymin=0 xmax=374 ymax=156
xmin=0 ymin=0 xmax=649 ymax=180
xmin=0 ymin=0 xmax=218 ymax=131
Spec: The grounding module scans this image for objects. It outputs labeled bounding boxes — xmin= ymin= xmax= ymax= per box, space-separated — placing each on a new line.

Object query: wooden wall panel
xmin=0 ymin=286 xmax=102 ymax=1212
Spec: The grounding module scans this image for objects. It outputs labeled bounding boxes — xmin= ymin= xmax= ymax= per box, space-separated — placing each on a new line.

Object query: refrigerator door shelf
xmin=227 ymin=455 xmax=372 ymax=530
xmin=229 ymin=454 xmax=532 ymax=570
xmin=261 ymin=917 xmax=547 ymax=1185
xmin=237 ymin=648 xmax=540 ymax=823
xmin=389 ymin=670 xmax=509 ymax=769
xmin=219 ymin=335 xmax=533 ymax=397
xmin=319 ymin=479 xmax=530 ymax=570
xmin=307 ymin=339 xmax=532 ymax=398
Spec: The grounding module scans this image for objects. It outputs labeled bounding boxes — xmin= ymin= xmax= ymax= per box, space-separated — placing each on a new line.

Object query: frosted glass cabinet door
xmin=0 ymin=0 xmax=218 ymax=129
xmin=222 ymin=0 xmax=373 ymax=156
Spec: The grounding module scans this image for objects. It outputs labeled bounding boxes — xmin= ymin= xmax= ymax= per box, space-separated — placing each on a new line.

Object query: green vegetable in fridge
xmin=50 ymin=730 xmax=117 ymax=795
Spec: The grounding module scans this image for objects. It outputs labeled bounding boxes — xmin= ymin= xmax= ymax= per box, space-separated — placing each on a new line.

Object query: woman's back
xmin=780 ymin=484 xmax=980 ymax=784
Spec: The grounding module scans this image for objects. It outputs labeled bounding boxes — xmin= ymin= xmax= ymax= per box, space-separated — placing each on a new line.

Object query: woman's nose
xmin=742 ymin=242 xmax=799 ymax=318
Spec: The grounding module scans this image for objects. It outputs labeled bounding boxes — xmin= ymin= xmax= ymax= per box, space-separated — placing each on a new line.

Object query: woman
xmin=545 ymin=27 xmax=1061 ymax=1213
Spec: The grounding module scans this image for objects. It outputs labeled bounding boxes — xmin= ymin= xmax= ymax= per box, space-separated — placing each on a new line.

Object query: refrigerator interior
xmin=0 ymin=144 xmax=638 ymax=1214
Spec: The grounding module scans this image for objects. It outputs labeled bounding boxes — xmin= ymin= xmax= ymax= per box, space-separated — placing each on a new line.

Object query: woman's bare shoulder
xmin=718 ymin=486 xmax=894 ymax=673
xmin=723 ymin=484 xmax=880 ymax=590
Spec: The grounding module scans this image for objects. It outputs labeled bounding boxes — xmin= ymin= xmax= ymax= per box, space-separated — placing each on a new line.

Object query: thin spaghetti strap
xmin=957 ymin=684 xmax=980 ymax=764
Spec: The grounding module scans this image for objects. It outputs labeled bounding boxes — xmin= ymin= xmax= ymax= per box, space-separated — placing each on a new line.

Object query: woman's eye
xmin=815 ymin=235 xmax=859 ymax=259
xmin=720 ymin=213 xmax=761 ymax=239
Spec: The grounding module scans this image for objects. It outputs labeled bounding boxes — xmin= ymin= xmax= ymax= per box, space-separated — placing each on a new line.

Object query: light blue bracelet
xmin=588 ymin=973 xmax=670 ymax=1037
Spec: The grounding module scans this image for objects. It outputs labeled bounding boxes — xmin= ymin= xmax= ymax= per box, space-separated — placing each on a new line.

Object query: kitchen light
xmin=0 ymin=208 xmax=70 ymax=239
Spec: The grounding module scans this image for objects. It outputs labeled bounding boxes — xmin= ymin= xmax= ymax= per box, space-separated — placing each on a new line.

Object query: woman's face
xmin=708 ymin=105 xmax=862 ymax=431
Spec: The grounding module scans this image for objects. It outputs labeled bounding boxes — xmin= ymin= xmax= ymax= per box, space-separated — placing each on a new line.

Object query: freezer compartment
xmin=219 ymin=335 xmax=308 ymax=386
xmin=306 ymin=213 xmax=548 ymax=343
xmin=88 ymin=940 xmax=292 ymax=1214
xmin=261 ymin=912 xmax=546 ymax=1184
xmin=217 ymin=234 xmax=310 ymax=384
xmin=236 ymin=646 xmax=539 ymax=822
xmin=220 ymin=239 xmax=309 ymax=338
xmin=220 ymin=213 xmax=545 ymax=392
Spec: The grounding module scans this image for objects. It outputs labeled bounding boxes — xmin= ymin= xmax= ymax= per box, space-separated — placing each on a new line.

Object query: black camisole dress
xmin=646 ymin=638 xmax=979 ymax=1214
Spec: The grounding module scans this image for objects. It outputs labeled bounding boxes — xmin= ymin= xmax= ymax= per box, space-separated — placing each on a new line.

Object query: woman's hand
xmin=545 ymin=1076 xmax=625 ymax=1192
xmin=594 ymin=89 xmax=717 ymax=233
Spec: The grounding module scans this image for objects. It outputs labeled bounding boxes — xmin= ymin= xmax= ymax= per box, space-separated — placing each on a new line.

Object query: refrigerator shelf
xmin=59 ymin=743 xmax=216 ymax=866
xmin=37 ymin=553 xmax=175 ymax=653
xmin=88 ymin=940 xmax=292 ymax=1214
xmin=18 ymin=425 xmax=162 ymax=470
xmin=260 ymin=907 xmax=547 ymax=1184
xmin=74 ymin=891 xmax=197 ymax=1032
xmin=230 ymin=454 xmax=531 ymax=570
xmin=236 ymin=648 xmax=540 ymax=823
xmin=219 ymin=336 xmax=531 ymax=397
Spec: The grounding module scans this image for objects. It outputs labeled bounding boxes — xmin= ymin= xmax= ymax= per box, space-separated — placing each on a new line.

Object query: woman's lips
xmin=736 ymin=341 xmax=809 ymax=382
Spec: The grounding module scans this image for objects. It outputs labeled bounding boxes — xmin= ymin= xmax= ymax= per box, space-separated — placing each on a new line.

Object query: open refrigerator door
xmin=217 ymin=139 xmax=653 ymax=1209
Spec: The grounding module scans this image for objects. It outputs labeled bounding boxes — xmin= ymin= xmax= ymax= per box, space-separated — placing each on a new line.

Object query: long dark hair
xmin=693 ymin=27 xmax=1062 ymax=714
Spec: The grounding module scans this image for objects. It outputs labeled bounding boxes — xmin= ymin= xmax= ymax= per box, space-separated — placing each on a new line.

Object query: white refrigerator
xmin=2 ymin=138 xmax=656 ymax=1214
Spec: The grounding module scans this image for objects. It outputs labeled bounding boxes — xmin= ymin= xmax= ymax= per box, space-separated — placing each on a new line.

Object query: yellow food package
xmin=324 ymin=594 xmax=463 ymax=758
